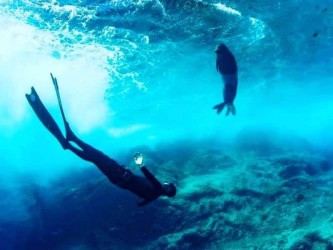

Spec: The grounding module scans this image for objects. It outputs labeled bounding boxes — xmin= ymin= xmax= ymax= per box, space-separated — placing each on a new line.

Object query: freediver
xmin=213 ymin=43 xmax=238 ymax=116
xmin=25 ymin=76 xmax=176 ymax=207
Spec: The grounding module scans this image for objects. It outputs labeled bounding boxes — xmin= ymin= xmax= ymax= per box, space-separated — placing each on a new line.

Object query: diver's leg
xmin=66 ymin=143 xmax=92 ymax=162
xmin=66 ymin=138 xmax=126 ymax=183
xmin=65 ymin=123 xmax=105 ymax=160
xmin=65 ymin=123 xmax=126 ymax=183
xmin=65 ymin=130 xmax=109 ymax=164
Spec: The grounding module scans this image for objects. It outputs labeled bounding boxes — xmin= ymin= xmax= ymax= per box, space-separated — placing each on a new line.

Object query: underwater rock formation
xmin=1 ymin=135 xmax=333 ymax=249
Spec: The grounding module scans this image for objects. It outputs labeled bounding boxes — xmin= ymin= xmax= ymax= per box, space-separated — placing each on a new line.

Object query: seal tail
xmin=213 ymin=102 xmax=226 ymax=114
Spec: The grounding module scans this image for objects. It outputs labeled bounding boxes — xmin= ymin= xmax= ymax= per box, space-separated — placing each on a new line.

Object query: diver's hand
xmin=134 ymin=152 xmax=143 ymax=166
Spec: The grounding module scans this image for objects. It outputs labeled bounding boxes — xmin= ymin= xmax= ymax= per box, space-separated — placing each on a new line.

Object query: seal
xmin=213 ymin=43 xmax=238 ymax=116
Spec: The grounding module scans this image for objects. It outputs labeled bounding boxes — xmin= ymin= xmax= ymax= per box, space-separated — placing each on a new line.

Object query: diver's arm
xmin=140 ymin=166 xmax=163 ymax=190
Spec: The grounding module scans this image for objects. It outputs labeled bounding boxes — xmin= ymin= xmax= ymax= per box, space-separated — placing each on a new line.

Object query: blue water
xmin=0 ymin=0 xmax=333 ymax=249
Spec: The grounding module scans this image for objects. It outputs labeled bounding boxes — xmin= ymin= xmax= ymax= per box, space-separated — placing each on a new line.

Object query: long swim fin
xmin=50 ymin=73 xmax=68 ymax=127
xmin=26 ymin=87 xmax=68 ymax=149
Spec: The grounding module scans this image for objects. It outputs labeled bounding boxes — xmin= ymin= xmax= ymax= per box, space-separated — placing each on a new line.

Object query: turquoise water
xmin=0 ymin=0 xmax=333 ymax=249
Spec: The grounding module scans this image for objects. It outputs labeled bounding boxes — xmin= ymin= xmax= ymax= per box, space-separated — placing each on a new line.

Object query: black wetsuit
xmin=25 ymin=87 xmax=173 ymax=206
xmin=66 ymin=134 xmax=167 ymax=206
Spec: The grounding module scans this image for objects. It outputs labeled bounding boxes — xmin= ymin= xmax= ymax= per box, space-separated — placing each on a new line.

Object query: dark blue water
xmin=1 ymin=0 xmax=333 ymax=249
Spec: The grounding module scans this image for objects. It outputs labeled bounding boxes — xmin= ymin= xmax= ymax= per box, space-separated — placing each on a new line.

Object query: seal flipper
xmin=26 ymin=87 xmax=68 ymax=149
xmin=226 ymin=106 xmax=231 ymax=116
xmin=213 ymin=102 xmax=226 ymax=115
xmin=226 ymin=104 xmax=236 ymax=116
xmin=230 ymin=104 xmax=236 ymax=115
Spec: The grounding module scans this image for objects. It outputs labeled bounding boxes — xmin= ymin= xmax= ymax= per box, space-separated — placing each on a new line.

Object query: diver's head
xmin=215 ymin=43 xmax=228 ymax=54
xmin=162 ymin=183 xmax=177 ymax=197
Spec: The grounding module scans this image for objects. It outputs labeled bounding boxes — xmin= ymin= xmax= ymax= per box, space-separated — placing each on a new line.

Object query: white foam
xmin=214 ymin=3 xmax=241 ymax=16
xmin=0 ymin=12 xmax=115 ymax=179
xmin=0 ymin=14 xmax=112 ymax=132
